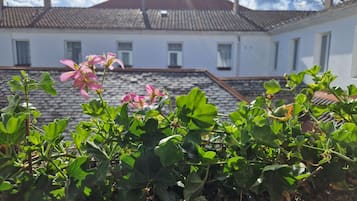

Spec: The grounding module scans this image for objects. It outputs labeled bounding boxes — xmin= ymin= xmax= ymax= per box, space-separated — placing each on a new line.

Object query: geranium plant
xmin=0 ymin=54 xmax=356 ymax=201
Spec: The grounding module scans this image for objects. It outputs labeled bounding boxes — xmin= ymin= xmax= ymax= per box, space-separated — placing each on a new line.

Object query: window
xmin=15 ymin=40 xmax=31 ymax=66
xmin=65 ymin=41 xmax=82 ymax=63
xmin=168 ymin=43 xmax=182 ymax=67
xmin=217 ymin=44 xmax=232 ymax=70
xmin=292 ymin=38 xmax=300 ymax=71
xmin=352 ymin=27 xmax=357 ymax=77
xmin=273 ymin=41 xmax=279 ymax=71
xmin=118 ymin=42 xmax=133 ymax=67
xmin=319 ymin=32 xmax=331 ymax=72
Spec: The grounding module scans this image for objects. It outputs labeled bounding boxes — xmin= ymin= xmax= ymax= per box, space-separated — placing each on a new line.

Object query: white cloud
xmin=4 ymin=0 xmax=42 ymax=6
xmin=240 ymin=0 xmax=258 ymax=9
xmin=4 ymin=0 xmax=106 ymax=7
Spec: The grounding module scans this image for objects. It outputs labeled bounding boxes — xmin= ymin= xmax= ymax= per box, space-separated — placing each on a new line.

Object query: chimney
xmin=141 ymin=0 xmax=146 ymax=11
xmin=233 ymin=0 xmax=239 ymax=14
xmin=44 ymin=0 xmax=51 ymax=9
xmin=324 ymin=0 xmax=333 ymax=9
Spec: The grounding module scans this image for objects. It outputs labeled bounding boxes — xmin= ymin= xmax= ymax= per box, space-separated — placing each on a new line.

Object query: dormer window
xmin=160 ymin=10 xmax=168 ymax=17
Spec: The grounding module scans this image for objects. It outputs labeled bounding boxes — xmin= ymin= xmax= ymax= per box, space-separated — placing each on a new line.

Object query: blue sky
xmin=3 ymin=0 xmax=341 ymax=10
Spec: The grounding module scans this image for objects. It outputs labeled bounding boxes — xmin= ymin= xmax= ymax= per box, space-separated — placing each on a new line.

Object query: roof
xmin=0 ymin=67 xmax=247 ymax=130
xmin=92 ymin=0 xmax=250 ymax=10
xmin=0 ymin=6 xmax=313 ymax=32
xmin=239 ymin=10 xmax=315 ymax=31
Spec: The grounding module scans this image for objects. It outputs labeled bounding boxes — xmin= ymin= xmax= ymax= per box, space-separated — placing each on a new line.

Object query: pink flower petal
xmin=88 ymin=82 xmax=102 ymax=91
xmin=60 ymin=71 xmax=76 ymax=82
xmin=60 ymin=59 xmax=76 ymax=70
xmin=80 ymin=87 xmax=89 ymax=99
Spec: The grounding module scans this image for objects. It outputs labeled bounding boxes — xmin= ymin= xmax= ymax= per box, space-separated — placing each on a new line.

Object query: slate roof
xmin=92 ymin=0 xmax=250 ymax=11
xmin=239 ymin=10 xmax=315 ymax=31
xmin=0 ymin=6 xmax=314 ymax=32
xmin=0 ymin=68 xmax=246 ymax=130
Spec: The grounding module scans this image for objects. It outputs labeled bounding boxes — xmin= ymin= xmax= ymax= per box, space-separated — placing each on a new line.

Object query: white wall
xmin=271 ymin=15 xmax=357 ymax=88
xmin=0 ymin=30 xmax=274 ymax=77
xmin=239 ymin=35 xmax=272 ymax=76
xmin=0 ymin=32 xmax=13 ymax=66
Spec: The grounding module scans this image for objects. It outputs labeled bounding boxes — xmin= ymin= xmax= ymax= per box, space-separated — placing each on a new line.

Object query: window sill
xmin=217 ymin=66 xmax=231 ymax=71
xmin=124 ymin=65 xmax=133 ymax=68
xmin=168 ymin=65 xmax=182 ymax=68
xmin=15 ymin=64 xmax=31 ymax=67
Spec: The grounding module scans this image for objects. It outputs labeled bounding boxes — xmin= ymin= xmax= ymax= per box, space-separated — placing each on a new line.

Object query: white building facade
xmin=0 ymin=0 xmax=357 ymax=88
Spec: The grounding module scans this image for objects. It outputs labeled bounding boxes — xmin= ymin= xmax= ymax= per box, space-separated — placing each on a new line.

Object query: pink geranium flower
xmin=73 ymin=72 xmax=102 ymax=99
xmin=86 ymin=55 xmax=106 ymax=67
xmin=122 ymin=92 xmax=137 ymax=104
xmin=60 ymin=59 xmax=102 ymax=99
xmin=103 ymin=52 xmax=124 ymax=70
xmin=146 ymin=84 xmax=165 ymax=104
xmin=121 ymin=93 xmax=147 ymax=109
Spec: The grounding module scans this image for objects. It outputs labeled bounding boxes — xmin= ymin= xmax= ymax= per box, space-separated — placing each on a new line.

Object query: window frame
xmin=217 ymin=43 xmax=233 ymax=71
xmin=118 ymin=41 xmax=133 ymax=67
xmin=352 ymin=27 xmax=357 ymax=78
xmin=319 ymin=32 xmax=331 ymax=73
xmin=167 ymin=42 xmax=183 ymax=68
xmin=291 ymin=38 xmax=300 ymax=71
xmin=273 ymin=41 xmax=279 ymax=71
xmin=65 ymin=41 xmax=82 ymax=64
xmin=13 ymin=40 xmax=31 ymax=66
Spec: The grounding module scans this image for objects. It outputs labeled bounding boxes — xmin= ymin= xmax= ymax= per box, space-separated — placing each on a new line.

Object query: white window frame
xmin=167 ymin=42 xmax=183 ymax=67
xmin=65 ymin=41 xmax=82 ymax=63
xmin=118 ymin=42 xmax=133 ymax=67
xmin=353 ymin=27 xmax=357 ymax=78
xmin=319 ymin=32 xmax=331 ymax=73
xmin=13 ymin=39 xmax=31 ymax=66
xmin=273 ymin=41 xmax=279 ymax=71
xmin=291 ymin=38 xmax=300 ymax=71
xmin=217 ymin=43 xmax=233 ymax=70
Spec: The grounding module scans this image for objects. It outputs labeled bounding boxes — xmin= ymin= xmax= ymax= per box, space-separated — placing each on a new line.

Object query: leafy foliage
xmin=0 ymin=67 xmax=356 ymax=201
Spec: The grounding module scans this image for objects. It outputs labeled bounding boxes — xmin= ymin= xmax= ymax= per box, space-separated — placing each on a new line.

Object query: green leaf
xmin=38 ymin=72 xmax=57 ymax=96
xmin=71 ymin=123 xmax=91 ymax=150
xmin=251 ymin=125 xmax=278 ymax=147
xmin=155 ymin=135 xmax=184 ymax=166
xmin=120 ymin=154 xmax=136 ymax=168
xmin=42 ymin=119 xmax=68 ymax=142
xmin=184 ymin=173 xmax=205 ymax=201
xmin=306 ymin=65 xmax=320 ymax=76
xmin=196 ymin=146 xmax=216 ymax=163
xmin=82 ymin=100 xmax=106 ymax=117
xmin=331 ymin=123 xmax=357 ymax=144
xmin=68 ymin=157 xmax=94 ymax=187
xmin=295 ymin=93 xmax=307 ymax=104
xmin=1 ymin=95 xmax=21 ymax=113
xmin=0 ymin=181 xmax=12 ymax=191
xmin=8 ymin=75 xmax=24 ymax=93
xmin=0 ymin=114 xmax=26 ymax=144
xmin=176 ymin=88 xmax=217 ymax=129
xmin=264 ymin=80 xmax=281 ymax=95
xmin=28 ymin=130 xmax=42 ymax=145
xmin=347 ymin=84 xmax=357 ymax=96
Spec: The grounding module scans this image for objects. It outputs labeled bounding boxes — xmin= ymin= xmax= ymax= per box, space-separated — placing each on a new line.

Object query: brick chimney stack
xmin=324 ymin=0 xmax=333 ymax=9
xmin=233 ymin=0 xmax=239 ymax=14
xmin=44 ymin=0 xmax=51 ymax=9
